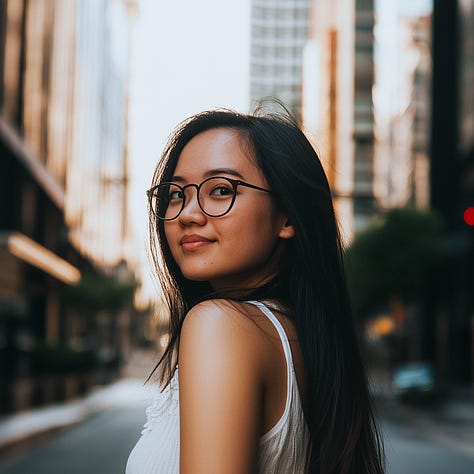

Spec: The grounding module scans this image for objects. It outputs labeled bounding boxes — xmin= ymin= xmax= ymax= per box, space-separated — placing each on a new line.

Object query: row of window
xmin=251 ymin=83 xmax=302 ymax=100
xmin=251 ymin=63 xmax=302 ymax=79
xmin=252 ymin=0 xmax=311 ymax=17
xmin=252 ymin=24 xmax=308 ymax=39
xmin=251 ymin=44 xmax=305 ymax=58
xmin=252 ymin=16 xmax=309 ymax=28
xmin=250 ymin=53 xmax=303 ymax=66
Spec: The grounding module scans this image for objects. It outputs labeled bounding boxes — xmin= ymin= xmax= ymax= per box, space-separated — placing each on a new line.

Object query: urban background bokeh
xmin=0 ymin=0 xmax=473 ymax=473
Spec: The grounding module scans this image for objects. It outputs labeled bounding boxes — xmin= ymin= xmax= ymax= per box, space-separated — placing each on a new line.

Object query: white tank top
xmin=126 ymin=301 xmax=310 ymax=473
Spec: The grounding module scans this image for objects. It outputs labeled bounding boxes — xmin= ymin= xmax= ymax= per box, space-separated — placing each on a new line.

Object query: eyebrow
xmin=171 ymin=168 xmax=245 ymax=182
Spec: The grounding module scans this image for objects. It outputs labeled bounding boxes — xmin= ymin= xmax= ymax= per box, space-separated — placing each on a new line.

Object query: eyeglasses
xmin=147 ymin=176 xmax=271 ymax=220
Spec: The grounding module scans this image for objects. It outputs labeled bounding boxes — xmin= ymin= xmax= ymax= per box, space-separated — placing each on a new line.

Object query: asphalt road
xmin=381 ymin=416 xmax=474 ymax=473
xmin=0 ymin=405 xmax=145 ymax=474
xmin=0 ymin=399 xmax=472 ymax=473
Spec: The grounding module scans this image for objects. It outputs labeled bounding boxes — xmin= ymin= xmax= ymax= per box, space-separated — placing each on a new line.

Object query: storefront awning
xmin=0 ymin=231 xmax=81 ymax=285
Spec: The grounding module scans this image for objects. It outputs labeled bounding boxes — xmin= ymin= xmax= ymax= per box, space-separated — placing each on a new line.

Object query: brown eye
xmin=169 ymin=189 xmax=184 ymax=201
xmin=210 ymin=185 xmax=233 ymax=197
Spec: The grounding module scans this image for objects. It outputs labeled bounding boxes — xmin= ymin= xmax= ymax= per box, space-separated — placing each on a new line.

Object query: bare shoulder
xmin=184 ymin=298 xmax=256 ymax=321
xmin=178 ymin=299 xmax=265 ymax=473
xmin=178 ymin=299 xmax=268 ymax=385
xmin=180 ymin=299 xmax=265 ymax=346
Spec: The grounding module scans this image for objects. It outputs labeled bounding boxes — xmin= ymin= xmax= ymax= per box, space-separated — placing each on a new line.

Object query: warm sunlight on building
xmin=0 ymin=0 xmax=149 ymax=415
xmin=303 ymin=0 xmax=358 ymax=242
xmin=373 ymin=3 xmax=431 ymax=211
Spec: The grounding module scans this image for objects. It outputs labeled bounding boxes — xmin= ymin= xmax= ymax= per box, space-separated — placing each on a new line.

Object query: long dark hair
xmin=148 ymin=109 xmax=385 ymax=473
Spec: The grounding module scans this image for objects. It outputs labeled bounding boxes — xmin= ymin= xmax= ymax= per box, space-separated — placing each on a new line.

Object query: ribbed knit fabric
xmin=126 ymin=370 xmax=180 ymax=474
xmin=126 ymin=301 xmax=310 ymax=473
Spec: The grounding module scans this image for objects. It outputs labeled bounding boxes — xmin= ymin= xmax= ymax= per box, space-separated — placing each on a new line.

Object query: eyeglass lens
xmin=151 ymin=177 xmax=237 ymax=220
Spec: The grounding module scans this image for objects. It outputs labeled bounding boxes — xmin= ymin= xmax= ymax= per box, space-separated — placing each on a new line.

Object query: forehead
xmin=173 ymin=128 xmax=259 ymax=179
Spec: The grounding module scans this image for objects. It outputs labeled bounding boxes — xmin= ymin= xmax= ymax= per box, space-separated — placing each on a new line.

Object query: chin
xmin=179 ymin=267 xmax=215 ymax=282
xmin=183 ymin=274 xmax=210 ymax=282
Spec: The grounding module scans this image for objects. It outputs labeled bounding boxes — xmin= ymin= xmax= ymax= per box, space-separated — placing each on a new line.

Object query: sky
xmin=128 ymin=0 xmax=251 ymax=298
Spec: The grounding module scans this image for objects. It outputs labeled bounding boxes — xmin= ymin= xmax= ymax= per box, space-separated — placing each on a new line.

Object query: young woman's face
xmin=163 ymin=127 xmax=293 ymax=290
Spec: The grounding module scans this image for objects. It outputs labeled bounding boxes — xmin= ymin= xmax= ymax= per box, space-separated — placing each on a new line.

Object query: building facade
xmin=250 ymin=0 xmax=312 ymax=121
xmin=373 ymin=3 xmax=431 ymax=212
xmin=303 ymin=0 xmax=473 ymax=386
xmin=302 ymin=0 xmax=355 ymax=242
xmin=352 ymin=0 xmax=376 ymax=233
xmin=303 ymin=0 xmax=376 ymax=240
xmin=427 ymin=0 xmax=474 ymax=386
xmin=0 ymin=0 xmax=138 ymax=413
xmin=304 ymin=0 xmax=433 ymax=240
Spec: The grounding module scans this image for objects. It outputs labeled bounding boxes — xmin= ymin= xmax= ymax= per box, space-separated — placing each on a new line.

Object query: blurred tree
xmin=30 ymin=343 xmax=97 ymax=374
xmin=345 ymin=207 xmax=444 ymax=317
xmin=63 ymin=272 xmax=138 ymax=311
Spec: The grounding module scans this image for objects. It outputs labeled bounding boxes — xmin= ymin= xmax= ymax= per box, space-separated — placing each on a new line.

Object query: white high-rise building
xmin=250 ymin=0 xmax=312 ymax=121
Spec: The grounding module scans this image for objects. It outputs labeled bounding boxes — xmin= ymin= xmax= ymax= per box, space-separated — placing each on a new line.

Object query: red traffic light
xmin=464 ymin=207 xmax=474 ymax=226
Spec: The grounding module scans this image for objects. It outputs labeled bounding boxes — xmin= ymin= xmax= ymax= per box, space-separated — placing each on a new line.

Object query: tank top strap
xmin=246 ymin=300 xmax=295 ymax=374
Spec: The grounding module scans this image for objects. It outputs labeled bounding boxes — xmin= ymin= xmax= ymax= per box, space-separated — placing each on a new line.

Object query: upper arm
xmin=178 ymin=301 xmax=263 ymax=474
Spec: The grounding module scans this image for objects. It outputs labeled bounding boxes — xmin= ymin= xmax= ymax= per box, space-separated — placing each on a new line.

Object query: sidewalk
xmin=0 ymin=378 xmax=150 ymax=453
xmin=0 ymin=350 xmax=158 ymax=454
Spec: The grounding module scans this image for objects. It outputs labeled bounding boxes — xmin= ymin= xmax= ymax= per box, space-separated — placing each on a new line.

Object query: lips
xmin=180 ymin=234 xmax=215 ymax=251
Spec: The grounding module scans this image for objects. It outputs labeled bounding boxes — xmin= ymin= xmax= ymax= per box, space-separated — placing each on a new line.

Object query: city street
xmin=381 ymin=413 xmax=474 ymax=473
xmin=0 ymin=379 xmax=472 ymax=473
xmin=0 ymin=380 xmax=148 ymax=474
xmin=1 ymin=0 xmax=473 ymax=472
xmin=0 ymin=405 xmax=145 ymax=473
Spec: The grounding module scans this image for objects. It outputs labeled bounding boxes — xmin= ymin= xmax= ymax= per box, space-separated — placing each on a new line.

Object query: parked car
xmin=392 ymin=362 xmax=436 ymax=402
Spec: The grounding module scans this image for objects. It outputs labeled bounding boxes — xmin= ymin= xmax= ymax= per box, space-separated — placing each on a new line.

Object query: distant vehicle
xmin=392 ymin=362 xmax=436 ymax=401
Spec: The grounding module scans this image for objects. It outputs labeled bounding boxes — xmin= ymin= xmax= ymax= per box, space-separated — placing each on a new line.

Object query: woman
xmin=126 ymin=109 xmax=385 ymax=473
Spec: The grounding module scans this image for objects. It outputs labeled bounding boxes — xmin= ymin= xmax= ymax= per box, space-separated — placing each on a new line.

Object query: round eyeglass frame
xmin=147 ymin=176 xmax=272 ymax=221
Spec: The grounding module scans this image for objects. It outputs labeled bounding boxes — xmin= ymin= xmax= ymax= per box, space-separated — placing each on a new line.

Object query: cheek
xmin=226 ymin=207 xmax=281 ymax=253
xmin=164 ymin=223 xmax=178 ymax=255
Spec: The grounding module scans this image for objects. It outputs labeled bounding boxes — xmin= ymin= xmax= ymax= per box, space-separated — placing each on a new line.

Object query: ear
xmin=278 ymin=220 xmax=295 ymax=239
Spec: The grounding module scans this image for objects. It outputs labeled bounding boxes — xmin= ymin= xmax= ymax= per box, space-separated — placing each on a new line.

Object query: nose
xmin=178 ymin=184 xmax=207 ymax=225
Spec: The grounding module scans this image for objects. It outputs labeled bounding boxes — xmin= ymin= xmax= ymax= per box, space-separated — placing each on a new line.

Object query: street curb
xmin=0 ymin=398 xmax=96 ymax=452
xmin=0 ymin=379 xmax=149 ymax=454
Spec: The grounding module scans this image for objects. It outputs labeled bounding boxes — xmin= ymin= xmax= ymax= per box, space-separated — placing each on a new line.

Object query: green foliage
xmin=63 ymin=272 xmax=137 ymax=311
xmin=30 ymin=343 xmax=97 ymax=374
xmin=345 ymin=207 xmax=444 ymax=311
